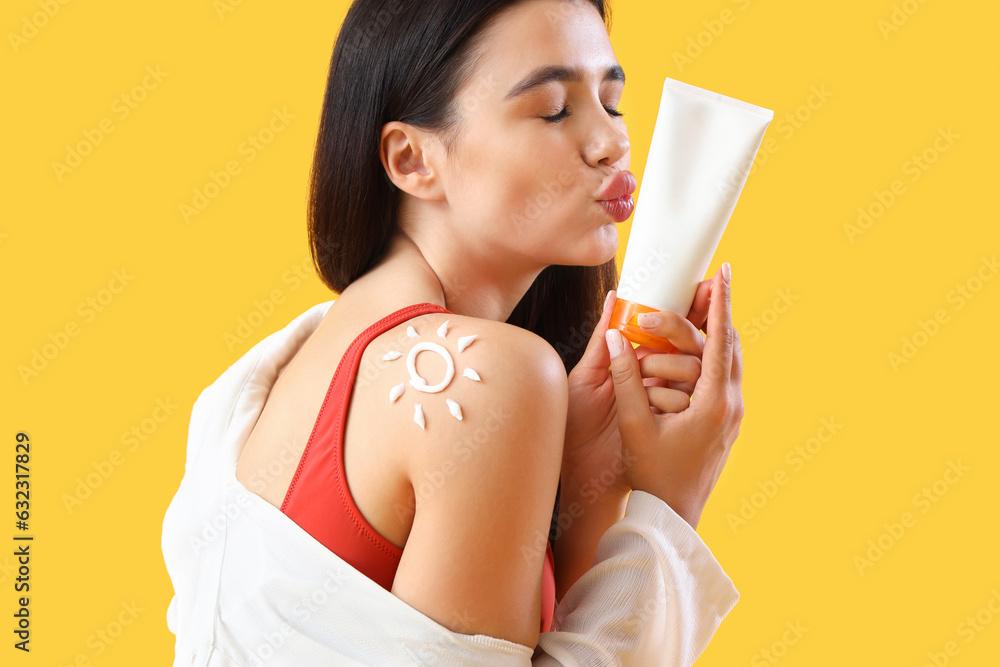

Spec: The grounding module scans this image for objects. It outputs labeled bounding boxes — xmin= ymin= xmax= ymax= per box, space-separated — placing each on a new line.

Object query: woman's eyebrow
xmin=504 ymin=64 xmax=625 ymax=101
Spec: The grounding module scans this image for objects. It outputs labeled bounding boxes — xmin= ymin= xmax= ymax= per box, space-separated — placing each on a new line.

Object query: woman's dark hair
xmin=308 ymin=0 xmax=618 ymax=373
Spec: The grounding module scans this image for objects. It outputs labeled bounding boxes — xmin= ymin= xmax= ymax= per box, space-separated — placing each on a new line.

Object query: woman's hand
xmin=562 ymin=279 xmax=713 ymax=497
xmin=604 ymin=264 xmax=744 ymax=529
xmin=553 ymin=276 xmax=716 ymax=598
xmin=632 ymin=275 xmax=713 ymax=413
xmin=561 ymin=289 xmax=631 ymax=502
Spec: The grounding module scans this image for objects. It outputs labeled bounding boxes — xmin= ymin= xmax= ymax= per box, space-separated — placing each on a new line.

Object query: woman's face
xmin=436 ymin=0 xmax=631 ymax=271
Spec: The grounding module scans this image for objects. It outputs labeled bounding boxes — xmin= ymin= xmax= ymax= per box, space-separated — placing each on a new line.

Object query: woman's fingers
xmin=604 ymin=328 xmax=655 ymax=441
xmin=638 ymin=352 xmax=701 ymax=392
xmin=636 ymin=310 xmax=706 ymax=357
xmin=686 ymin=279 xmax=713 ymax=331
xmin=643 ymin=375 xmax=697 ymax=398
xmin=692 ymin=265 xmax=736 ymax=416
xmin=644 ymin=385 xmax=691 ymax=414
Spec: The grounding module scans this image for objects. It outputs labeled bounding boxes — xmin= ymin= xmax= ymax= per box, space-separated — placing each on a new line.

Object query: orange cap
xmin=608 ymin=296 xmax=678 ymax=354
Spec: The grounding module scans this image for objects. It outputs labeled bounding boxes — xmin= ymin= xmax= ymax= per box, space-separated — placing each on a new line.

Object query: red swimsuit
xmin=280 ymin=302 xmax=556 ymax=634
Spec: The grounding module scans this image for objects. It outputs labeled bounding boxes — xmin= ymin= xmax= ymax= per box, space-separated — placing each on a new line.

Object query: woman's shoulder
xmin=357 ymin=307 xmax=569 ymax=458
xmin=398 ymin=310 xmax=567 ymax=402
xmin=361 ymin=307 xmax=567 ymax=392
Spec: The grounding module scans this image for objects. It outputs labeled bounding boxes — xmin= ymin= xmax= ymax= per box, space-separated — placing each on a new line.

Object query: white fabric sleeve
xmin=527 ymin=490 xmax=740 ymax=666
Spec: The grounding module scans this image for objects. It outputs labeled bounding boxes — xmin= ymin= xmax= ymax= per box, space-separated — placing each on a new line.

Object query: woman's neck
xmin=348 ymin=231 xmax=543 ymax=323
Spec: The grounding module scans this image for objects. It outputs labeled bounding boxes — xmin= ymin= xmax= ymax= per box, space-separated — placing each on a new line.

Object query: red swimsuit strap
xmin=281 ymin=302 xmax=452 ymax=516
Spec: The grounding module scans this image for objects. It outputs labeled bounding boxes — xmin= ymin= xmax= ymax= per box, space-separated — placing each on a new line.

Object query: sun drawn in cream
xmin=381 ymin=319 xmax=481 ymax=430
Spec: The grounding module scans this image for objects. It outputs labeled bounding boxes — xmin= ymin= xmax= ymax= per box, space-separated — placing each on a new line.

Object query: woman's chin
xmin=593 ymin=224 xmax=621 ymax=264
xmin=542 ymin=223 xmax=619 ymax=267
xmin=568 ymin=234 xmax=619 ymax=267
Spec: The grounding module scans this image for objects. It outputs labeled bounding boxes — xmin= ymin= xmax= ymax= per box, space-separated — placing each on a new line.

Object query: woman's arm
xmin=534 ymin=267 xmax=743 ymax=663
xmin=550 ymin=464 xmax=628 ymax=602
xmin=551 ymin=282 xmax=710 ymax=601
xmin=389 ymin=324 xmax=569 ymax=650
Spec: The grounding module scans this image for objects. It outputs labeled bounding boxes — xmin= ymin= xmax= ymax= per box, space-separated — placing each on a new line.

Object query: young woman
xmin=162 ymin=0 xmax=745 ymax=663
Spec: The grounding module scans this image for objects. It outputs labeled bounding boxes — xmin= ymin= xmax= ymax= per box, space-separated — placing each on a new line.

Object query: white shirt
xmin=161 ymin=300 xmax=740 ymax=666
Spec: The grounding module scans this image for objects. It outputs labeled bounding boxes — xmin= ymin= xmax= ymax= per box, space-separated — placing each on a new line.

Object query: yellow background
xmin=3 ymin=0 xmax=998 ymax=664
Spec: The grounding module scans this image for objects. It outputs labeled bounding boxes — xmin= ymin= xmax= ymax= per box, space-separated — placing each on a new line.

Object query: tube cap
xmin=608 ymin=297 xmax=678 ymax=354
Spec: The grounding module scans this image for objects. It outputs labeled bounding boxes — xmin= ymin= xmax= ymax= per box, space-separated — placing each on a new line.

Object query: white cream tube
xmin=610 ymin=77 xmax=774 ymax=352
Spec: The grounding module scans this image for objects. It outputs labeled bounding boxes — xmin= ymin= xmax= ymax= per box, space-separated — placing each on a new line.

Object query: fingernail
xmin=604 ymin=289 xmax=614 ymax=313
xmin=605 ymin=328 xmax=623 ymax=359
xmin=637 ymin=312 xmax=659 ymax=330
xmin=722 ymin=262 xmax=732 ymax=285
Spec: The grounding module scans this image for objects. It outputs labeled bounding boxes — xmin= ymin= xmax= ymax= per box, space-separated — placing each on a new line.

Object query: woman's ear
xmin=380 ymin=121 xmax=446 ymax=201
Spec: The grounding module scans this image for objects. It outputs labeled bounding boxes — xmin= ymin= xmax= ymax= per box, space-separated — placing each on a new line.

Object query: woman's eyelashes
xmin=542 ymin=105 xmax=625 ymax=123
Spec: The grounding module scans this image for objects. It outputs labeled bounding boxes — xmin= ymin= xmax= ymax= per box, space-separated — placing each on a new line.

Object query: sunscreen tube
xmin=610 ymin=77 xmax=774 ymax=352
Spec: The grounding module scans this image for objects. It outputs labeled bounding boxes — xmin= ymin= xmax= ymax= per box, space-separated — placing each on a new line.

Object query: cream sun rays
xmin=381 ymin=320 xmax=482 ymax=430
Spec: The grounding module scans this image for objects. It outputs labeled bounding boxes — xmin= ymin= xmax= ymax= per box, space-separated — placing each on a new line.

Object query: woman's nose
xmin=584 ymin=108 xmax=629 ymax=168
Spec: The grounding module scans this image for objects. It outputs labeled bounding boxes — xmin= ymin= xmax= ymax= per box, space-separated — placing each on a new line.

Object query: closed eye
xmin=542 ymin=105 xmax=625 ymax=123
